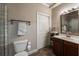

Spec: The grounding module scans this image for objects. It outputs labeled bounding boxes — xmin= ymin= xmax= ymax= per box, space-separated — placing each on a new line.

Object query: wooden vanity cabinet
xmin=52 ymin=37 xmax=79 ymax=56
xmin=63 ymin=41 xmax=78 ymax=56
xmin=52 ymin=38 xmax=64 ymax=56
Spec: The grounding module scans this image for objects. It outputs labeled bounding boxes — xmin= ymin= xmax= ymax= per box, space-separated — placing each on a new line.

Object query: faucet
xmin=66 ymin=32 xmax=71 ymax=37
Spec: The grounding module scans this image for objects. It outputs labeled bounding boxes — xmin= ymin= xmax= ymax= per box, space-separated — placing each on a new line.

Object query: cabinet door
xmin=64 ymin=41 xmax=78 ymax=56
xmin=53 ymin=38 xmax=64 ymax=56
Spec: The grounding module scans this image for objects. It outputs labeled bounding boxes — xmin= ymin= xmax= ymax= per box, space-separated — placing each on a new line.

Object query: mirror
xmin=61 ymin=10 xmax=79 ymax=34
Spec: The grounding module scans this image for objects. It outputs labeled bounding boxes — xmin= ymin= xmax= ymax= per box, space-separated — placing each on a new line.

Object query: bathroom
xmin=1 ymin=3 xmax=79 ymax=56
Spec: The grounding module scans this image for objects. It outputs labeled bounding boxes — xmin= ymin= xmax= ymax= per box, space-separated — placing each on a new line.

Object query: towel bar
xmin=10 ymin=19 xmax=31 ymax=25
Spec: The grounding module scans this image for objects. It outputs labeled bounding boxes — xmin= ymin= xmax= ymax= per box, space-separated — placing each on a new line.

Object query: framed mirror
xmin=60 ymin=10 xmax=79 ymax=35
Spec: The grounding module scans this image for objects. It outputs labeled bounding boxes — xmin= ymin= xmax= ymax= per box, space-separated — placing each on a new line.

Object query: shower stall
xmin=0 ymin=3 xmax=20 ymax=56
xmin=0 ymin=4 xmax=8 ymax=56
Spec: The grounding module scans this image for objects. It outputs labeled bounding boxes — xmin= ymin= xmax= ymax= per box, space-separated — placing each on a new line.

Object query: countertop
xmin=52 ymin=34 xmax=79 ymax=44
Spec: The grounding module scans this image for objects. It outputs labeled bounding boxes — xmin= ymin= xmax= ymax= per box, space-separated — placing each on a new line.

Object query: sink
xmin=54 ymin=34 xmax=66 ymax=38
xmin=70 ymin=36 xmax=79 ymax=41
xmin=58 ymin=34 xmax=66 ymax=37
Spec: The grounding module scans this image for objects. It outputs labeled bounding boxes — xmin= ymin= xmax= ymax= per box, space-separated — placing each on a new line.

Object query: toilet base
xmin=15 ymin=51 xmax=28 ymax=56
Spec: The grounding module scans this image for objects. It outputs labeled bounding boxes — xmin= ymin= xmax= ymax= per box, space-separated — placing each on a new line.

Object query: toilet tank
xmin=13 ymin=40 xmax=28 ymax=53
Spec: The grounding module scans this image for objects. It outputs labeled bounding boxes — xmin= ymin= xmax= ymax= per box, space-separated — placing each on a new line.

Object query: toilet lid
xmin=15 ymin=51 xmax=28 ymax=56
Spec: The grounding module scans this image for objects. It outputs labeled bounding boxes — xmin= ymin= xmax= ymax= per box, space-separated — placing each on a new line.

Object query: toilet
xmin=13 ymin=40 xmax=28 ymax=56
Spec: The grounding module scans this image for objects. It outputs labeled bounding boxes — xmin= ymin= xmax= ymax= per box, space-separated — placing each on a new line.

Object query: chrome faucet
xmin=66 ymin=32 xmax=71 ymax=37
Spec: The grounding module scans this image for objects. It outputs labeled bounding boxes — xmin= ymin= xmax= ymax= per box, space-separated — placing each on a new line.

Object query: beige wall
xmin=7 ymin=3 xmax=50 ymax=51
xmin=51 ymin=3 xmax=79 ymax=33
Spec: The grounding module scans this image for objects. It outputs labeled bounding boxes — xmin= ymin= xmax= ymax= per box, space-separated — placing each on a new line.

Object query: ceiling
xmin=42 ymin=3 xmax=55 ymax=7
xmin=42 ymin=3 xmax=61 ymax=9
xmin=46 ymin=3 xmax=55 ymax=7
xmin=46 ymin=3 xmax=54 ymax=6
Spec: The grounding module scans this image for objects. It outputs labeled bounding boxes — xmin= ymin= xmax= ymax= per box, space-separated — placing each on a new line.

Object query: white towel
xmin=17 ymin=22 xmax=27 ymax=35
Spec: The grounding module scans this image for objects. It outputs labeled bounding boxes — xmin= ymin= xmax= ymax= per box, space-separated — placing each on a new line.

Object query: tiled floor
xmin=29 ymin=47 xmax=55 ymax=56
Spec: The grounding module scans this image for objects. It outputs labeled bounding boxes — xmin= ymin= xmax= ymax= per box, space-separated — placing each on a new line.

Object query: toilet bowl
xmin=13 ymin=40 xmax=28 ymax=56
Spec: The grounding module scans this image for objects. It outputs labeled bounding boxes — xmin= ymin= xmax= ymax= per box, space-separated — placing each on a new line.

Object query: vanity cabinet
xmin=52 ymin=37 xmax=79 ymax=56
xmin=63 ymin=41 xmax=78 ymax=56
xmin=53 ymin=38 xmax=63 ymax=56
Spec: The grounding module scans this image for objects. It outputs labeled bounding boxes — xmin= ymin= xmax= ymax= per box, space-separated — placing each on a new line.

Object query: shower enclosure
xmin=0 ymin=4 xmax=8 ymax=56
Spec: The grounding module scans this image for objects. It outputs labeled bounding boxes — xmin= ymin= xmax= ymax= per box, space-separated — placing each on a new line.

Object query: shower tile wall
xmin=0 ymin=4 xmax=5 ymax=56
xmin=0 ymin=4 xmax=14 ymax=56
xmin=0 ymin=4 xmax=21 ymax=56
xmin=0 ymin=4 xmax=17 ymax=56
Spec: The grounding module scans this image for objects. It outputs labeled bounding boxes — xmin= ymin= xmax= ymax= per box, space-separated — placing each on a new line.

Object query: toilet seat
xmin=15 ymin=51 xmax=28 ymax=56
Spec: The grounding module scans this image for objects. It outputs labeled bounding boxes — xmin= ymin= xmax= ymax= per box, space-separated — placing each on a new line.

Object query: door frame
xmin=36 ymin=11 xmax=51 ymax=49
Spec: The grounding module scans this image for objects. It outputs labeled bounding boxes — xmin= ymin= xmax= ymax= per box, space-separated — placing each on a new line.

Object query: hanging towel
xmin=17 ymin=22 xmax=27 ymax=35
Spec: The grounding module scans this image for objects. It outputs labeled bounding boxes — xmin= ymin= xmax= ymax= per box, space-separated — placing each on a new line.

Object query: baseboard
xmin=28 ymin=49 xmax=38 ymax=55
